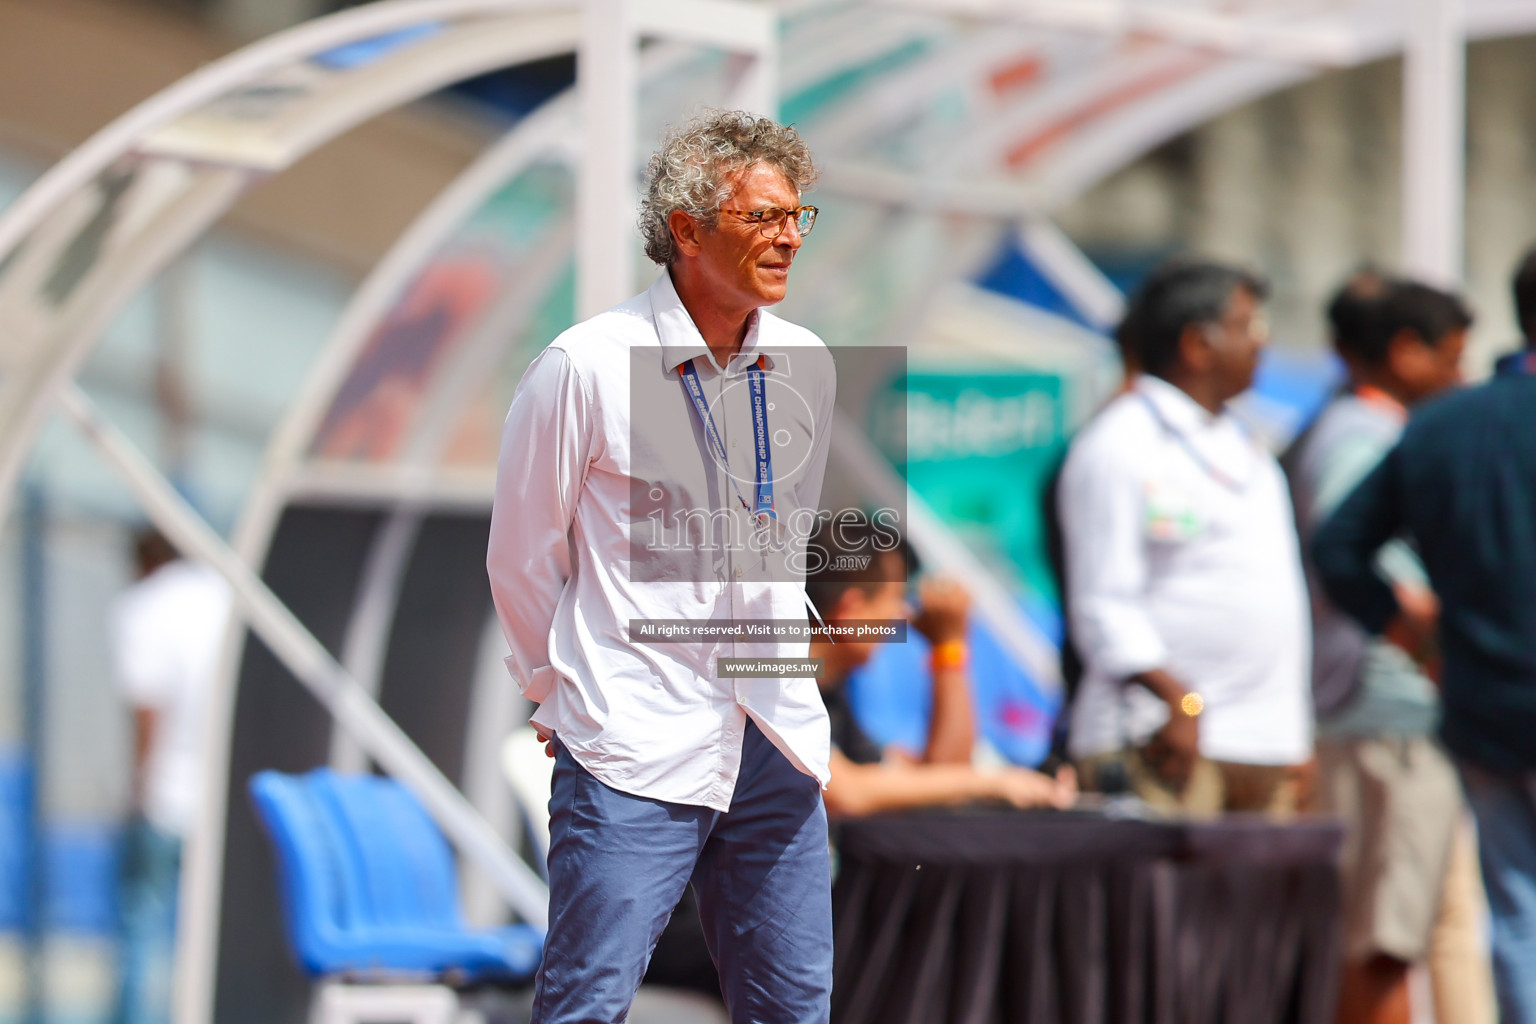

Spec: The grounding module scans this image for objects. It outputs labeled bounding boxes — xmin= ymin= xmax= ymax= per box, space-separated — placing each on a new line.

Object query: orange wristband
xmin=929 ymin=640 xmax=968 ymax=673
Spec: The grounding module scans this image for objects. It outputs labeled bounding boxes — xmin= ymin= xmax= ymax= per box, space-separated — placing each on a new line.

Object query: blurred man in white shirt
xmin=1057 ymin=261 xmax=1312 ymax=816
xmin=111 ymin=529 xmax=232 ymax=1024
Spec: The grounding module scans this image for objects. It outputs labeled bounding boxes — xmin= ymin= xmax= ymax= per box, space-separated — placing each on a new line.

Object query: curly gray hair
xmin=639 ymin=110 xmax=818 ymax=266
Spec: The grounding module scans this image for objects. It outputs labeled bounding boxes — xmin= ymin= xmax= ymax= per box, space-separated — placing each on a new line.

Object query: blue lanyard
xmin=680 ymin=355 xmax=833 ymax=635
xmin=679 ymin=357 xmax=775 ymax=522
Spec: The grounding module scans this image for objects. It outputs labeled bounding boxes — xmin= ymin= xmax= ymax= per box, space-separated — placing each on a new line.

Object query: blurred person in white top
xmin=1057 ymin=260 xmax=1313 ymax=816
xmin=113 ymin=529 xmax=232 ymax=837
xmin=110 ymin=528 xmax=232 ymax=1024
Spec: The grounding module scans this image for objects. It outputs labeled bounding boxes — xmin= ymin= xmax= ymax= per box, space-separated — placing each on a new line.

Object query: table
xmin=831 ymin=810 xmax=1344 ymax=1024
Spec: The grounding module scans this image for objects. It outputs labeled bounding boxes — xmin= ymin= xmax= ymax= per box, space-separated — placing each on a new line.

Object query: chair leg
xmin=310 ymin=981 xmax=460 ymax=1024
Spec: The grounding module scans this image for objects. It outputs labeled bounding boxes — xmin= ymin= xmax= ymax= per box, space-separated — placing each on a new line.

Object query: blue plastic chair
xmin=249 ymin=768 xmax=542 ymax=983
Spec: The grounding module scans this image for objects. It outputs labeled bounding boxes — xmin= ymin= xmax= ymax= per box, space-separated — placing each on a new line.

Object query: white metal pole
xmin=56 ymin=384 xmax=550 ymax=930
xmin=331 ymin=510 xmax=425 ymax=774
xmin=1015 ymin=218 xmax=1125 ymax=332
xmin=577 ymin=0 xmax=638 ymax=318
xmin=718 ymin=2 xmax=778 ymax=120
xmin=728 ymin=46 xmax=779 ymax=121
xmin=1402 ymin=0 xmax=1465 ymax=284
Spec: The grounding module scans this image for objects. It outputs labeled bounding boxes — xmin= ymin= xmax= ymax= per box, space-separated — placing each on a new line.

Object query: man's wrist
xmin=929 ymin=640 xmax=968 ymax=673
xmin=1127 ymin=668 xmax=1203 ymax=721
xmin=1128 ymin=667 xmax=1184 ymax=705
xmin=967 ymin=768 xmax=1003 ymax=803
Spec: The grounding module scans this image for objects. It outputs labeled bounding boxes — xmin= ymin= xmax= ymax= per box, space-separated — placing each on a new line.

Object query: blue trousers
xmin=533 ymin=721 xmax=832 ymax=1024
xmin=113 ymin=818 xmax=181 ymax=1024
xmin=1461 ymin=762 xmax=1536 ymax=1024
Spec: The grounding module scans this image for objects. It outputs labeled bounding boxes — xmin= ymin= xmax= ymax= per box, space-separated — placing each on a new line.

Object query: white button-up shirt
xmin=487 ymin=271 xmax=836 ymax=811
xmin=1057 ymin=375 xmax=1312 ymax=765
xmin=112 ymin=561 xmax=233 ymax=837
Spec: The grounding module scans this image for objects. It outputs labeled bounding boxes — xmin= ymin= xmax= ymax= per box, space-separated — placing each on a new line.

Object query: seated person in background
xmin=1285 ymin=274 xmax=1474 ymax=1024
xmin=805 ymin=519 xmax=1075 ymax=817
xmin=645 ymin=519 xmax=1073 ymax=1005
xmin=1057 ymin=260 xmax=1313 ymax=817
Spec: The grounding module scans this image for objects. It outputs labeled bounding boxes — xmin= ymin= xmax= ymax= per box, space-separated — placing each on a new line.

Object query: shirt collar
xmin=649 ymin=269 xmax=773 ymax=375
xmin=1135 ymin=374 xmax=1226 ymax=433
xmin=1135 ymin=373 xmax=1259 ymax=489
xmin=1352 ymin=383 xmax=1407 ymax=421
xmin=1495 ymin=349 xmax=1536 ymax=377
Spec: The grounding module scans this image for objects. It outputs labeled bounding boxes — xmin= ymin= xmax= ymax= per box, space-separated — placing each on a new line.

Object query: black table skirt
xmin=831 ymin=811 xmax=1344 ymax=1024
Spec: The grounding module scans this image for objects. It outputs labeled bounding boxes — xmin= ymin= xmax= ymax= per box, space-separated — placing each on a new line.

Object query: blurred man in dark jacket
xmin=1314 ymin=249 xmax=1536 ymax=1024
xmin=1288 ymin=275 xmax=1473 ymax=1024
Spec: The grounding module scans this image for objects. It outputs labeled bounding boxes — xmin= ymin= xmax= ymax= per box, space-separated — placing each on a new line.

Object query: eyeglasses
xmin=1203 ymin=312 xmax=1270 ymax=346
xmin=718 ymin=205 xmax=819 ymax=239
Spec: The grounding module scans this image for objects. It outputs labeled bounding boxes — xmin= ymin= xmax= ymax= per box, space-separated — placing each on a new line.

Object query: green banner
xmin=873 ymin=370 xmax=1068 ymax=600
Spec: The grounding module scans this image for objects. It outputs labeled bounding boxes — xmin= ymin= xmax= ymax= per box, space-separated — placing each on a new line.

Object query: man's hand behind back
xmin=1384 ymin=582 xmax=1440 ymax=676
xmin=535 ymin=725 xmax=556 ymax=758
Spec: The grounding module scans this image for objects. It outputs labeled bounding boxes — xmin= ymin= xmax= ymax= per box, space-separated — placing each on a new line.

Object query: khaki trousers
xmin=1078 ymin=746 xmax=1299 ymax=818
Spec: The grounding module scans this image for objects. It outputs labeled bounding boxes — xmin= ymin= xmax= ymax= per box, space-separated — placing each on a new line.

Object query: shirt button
xmin=737 ymin=695 xmax=747 ymax=705
xmin=735 ymin=567 xmax=743 ymax=579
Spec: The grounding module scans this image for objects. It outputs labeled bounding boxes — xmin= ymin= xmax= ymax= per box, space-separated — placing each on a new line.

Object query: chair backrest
xmin=250 ymin=768 xmax=548 ymax=983
xmin=248 ymin=770 xmax=369 ymax=972
xmin=312 ymin=771 xmax=463 ymax=931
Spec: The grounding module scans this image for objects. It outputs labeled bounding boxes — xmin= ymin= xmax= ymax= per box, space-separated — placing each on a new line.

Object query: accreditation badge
xmin=1143 ymin=476 xmax=1203 ymax=543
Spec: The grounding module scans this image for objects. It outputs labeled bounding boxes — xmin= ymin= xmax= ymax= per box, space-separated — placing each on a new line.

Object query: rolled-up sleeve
xmin=1313 ymin=442 xmax=1406 ymax=636
xmin=487 ymin=347 xmax=594 ymax=704
xmin=1057 ymin=439 xmax=1169 ymax=679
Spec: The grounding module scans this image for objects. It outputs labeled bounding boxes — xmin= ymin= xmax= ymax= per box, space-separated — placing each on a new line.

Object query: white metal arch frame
xmin=0 ymin=0 xmax=586 ymax=516
xmin=781 ymin=0 xmax=1534 ymax=292
xmin=0 ymin=0 xmax=583 ymax=957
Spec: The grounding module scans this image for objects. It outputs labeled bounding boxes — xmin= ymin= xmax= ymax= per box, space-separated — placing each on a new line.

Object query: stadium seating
xmin=249 ymin=769 xmax=542 ymax=992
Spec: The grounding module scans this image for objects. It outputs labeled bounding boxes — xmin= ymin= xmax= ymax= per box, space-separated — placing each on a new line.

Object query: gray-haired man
xmin=488 ymin=111 xmax=837 ymax=1022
